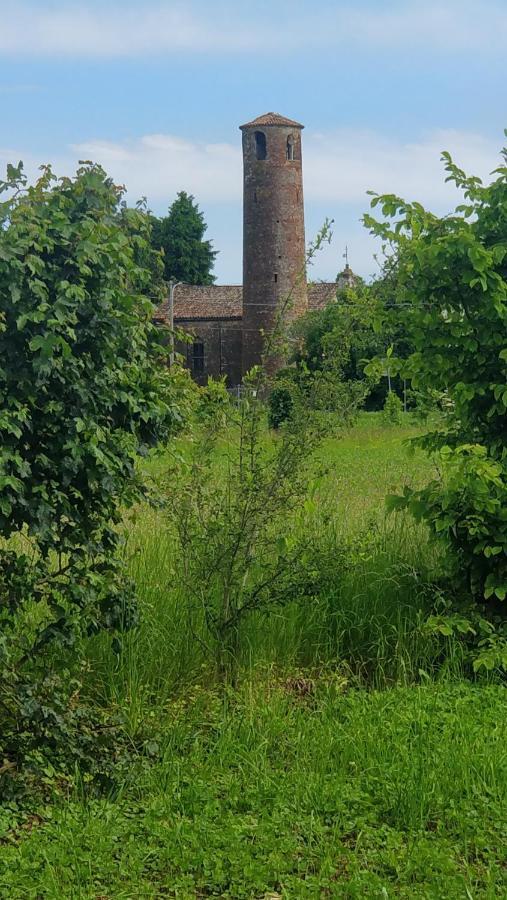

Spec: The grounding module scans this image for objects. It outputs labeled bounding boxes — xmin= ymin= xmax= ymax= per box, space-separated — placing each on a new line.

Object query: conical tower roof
xmin=240 ymin=112 xmax=304 ymax=130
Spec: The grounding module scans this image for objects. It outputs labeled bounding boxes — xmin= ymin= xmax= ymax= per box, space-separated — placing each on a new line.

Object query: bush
xmin=367 ymin=135 xmax=507 ymax=604
xmin=382 ymin=390 xmax=403 ymax=425
xmin=268 ymin=384 xmax=294 ymax=429
xmin=161 ymin=365 xmax=328 ymax=679
xmin=0 ymin=161 xmax=189 ymax=770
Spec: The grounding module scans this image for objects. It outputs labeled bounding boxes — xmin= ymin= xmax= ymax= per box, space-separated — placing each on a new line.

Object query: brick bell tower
xmin=240 ymin=112 xmax=307 ymax=376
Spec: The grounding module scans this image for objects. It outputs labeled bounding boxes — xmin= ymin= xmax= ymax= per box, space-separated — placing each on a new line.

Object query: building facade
xmin=156 ymin=112 xmax=357 ymax=386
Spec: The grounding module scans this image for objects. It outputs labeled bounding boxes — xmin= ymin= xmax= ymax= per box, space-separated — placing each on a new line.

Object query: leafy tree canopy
xmin=0 ymin=161 xmax=192 ymax=766
xmin=151 ymin=191 xmax=217 ymax=285
xmin=291 ymin=281 xmax=409 ymax=409
xmin=365 ymin=135 xmax=507 ymax=603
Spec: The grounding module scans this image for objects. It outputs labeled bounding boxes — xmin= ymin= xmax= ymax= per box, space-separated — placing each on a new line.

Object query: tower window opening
xmin=274 ymin=273 xmax=278 ymax=283
xmin=254 ymin=189 xmax=258 ymax=202
xmin=286 ymin=135 xmax=295 ymax=160
xmin=254 ymin=131 xmax=267 ymax=160
xmin=191 ymin=341 xmax=205 ymax=374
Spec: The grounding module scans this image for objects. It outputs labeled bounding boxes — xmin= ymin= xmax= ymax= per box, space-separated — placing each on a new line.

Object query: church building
xmin=156 ymin=113 xmax=357 ymax=386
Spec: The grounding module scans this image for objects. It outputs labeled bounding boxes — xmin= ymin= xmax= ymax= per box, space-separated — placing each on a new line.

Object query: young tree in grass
xmin=151 ymin=191 xmax=217 ymax=284
xmin=0 ymin=161 xmax=192 ymax=765
xmin=365 ymin=135 xmax=507 ymax=605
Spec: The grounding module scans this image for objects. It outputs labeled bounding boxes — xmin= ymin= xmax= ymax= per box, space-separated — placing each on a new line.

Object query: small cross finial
xmin=343 ymin=245 xmax=349 ymax=267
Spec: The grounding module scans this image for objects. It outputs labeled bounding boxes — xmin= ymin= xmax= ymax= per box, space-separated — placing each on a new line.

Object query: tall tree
xmin=152 ymin=191 xmax=217 ymax=284
xmin=365 ymin=138 xmax=507 ymax=605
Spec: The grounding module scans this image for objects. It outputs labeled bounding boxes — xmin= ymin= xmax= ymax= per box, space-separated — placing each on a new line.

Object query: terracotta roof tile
xmin=156 ymin=282 xmax=349 ymax=322
xmin=307 ymin=283 xmax=338 ymax=311
xmin=240 ymin=112 xmax=304 ymax=130
xmin=157 ymin=284 xmax=243 ymax=322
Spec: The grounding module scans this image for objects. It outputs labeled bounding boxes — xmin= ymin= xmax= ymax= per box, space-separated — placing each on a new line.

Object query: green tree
xmin=292 ymin=282 xmax=398 ymax=409
xmin=0 ymin=161 xmax=191 ymax=765
xmin=365 ymin=136 xmax=507 ymax=603
xmin=151 ymin=191 xmax=217 ymax=284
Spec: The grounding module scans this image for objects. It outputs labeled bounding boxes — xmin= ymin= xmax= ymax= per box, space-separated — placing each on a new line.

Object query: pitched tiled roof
xmin=240 ymin=112 xmax=304 ymax=130
xmin=156 ymin=282 xmax=347 ymax=322
xmin=156 ymin=284 xmax=243 ymax=322
xmin=307 ymin=282 xmax=338 ymax=311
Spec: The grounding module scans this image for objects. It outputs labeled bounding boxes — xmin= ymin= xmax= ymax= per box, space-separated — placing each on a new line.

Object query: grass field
xmin=1 ymin=413 xmax=505 ymax=899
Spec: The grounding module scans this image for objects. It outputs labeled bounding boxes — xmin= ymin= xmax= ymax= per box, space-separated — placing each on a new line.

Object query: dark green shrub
xmin=0 ymin=161 xmax=189 ymax=770
xmin=268 ymin=384 xmax=294 ymax=428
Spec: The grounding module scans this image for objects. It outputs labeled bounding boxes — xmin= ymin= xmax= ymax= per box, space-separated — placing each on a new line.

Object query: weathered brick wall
xmin=175 ymin=319 xmax=242 ymax=387
xmin=241 ymin=122 xmax=307 ymax=375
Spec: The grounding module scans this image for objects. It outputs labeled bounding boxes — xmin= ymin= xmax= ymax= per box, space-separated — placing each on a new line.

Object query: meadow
xmin=1 ymin=414 xmax=506 ymax=899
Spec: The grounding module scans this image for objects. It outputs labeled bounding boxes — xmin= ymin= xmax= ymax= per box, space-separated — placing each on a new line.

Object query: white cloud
xmin=0 ymin=126 xmax=503 ymax=281
xmin=71 ymin=135 xmax=242 ymax=204
xmin=0 ymin=1 xmax=506 ymax=57
xmin=304 ymin=128 xmax=501 ymax=206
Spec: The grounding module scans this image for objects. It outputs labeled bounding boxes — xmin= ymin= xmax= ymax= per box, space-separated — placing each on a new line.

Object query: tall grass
xmin=6 ymin=415 xmax=506 ymax=898
xmin=85 ymin=414 xmax=466 ymax=727
xmin=4 ymin=679 xmax=507 ymax=897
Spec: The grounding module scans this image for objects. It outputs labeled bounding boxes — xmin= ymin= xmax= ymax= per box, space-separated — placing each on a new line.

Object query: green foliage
xmin=267 ymin=383 xmax=294 ymax=428
xmin=0 ymin=161 xmax=189 ymax=767
xmin=89 ymin=414 xmax=453 ymax=710
xmin=293 ymin=280 xmax=407 ymax=410
xmin=366 ymin=134 xmax=507 ymax=603
xmin=151 ymin=190 xmax=217 ymax=284
xmin=3 ymin=682 xmax=507 ymax=897
xmin=160 ymin=370 xmax=327 ymax=679
xmin=195 ymin=375 xmax=231 ymax=424
xmin=382 ymin=390 xmax=404 ymax=425
xmin=294 ymin=283 xmax=379 ymax=375
xmin=5 ymin=415 xmax=503 ymax=895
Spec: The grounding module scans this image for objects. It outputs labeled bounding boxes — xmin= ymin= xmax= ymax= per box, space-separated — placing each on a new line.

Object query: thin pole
xmin=168 ymin=280 xmax=183 ymax=366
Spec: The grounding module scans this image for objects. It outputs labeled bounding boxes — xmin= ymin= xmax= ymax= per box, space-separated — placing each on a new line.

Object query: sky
xmin=0 ymin=0 xmax=505 ymax=283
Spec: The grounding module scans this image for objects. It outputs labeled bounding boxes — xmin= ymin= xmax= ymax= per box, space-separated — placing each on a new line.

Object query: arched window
xmin=254 ymin=131 xmax=267 ymax=160
xmin=286 ymin=135 xmax=295 ymax=160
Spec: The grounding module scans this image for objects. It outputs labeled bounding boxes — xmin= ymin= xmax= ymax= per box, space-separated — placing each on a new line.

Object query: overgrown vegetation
xmin=365 ymin=136 xmax=507 ymax=613
xmin=0 ymin=162 xmax=190 ymax=774
xmin=3 ymin=681 xmax=507 ymax=899
xmin=1 ymin=416 xmax=505 ymax=897
xmin=161 ymin=374 xmax=327 ymax=679
xmin=2 ymin=135 xmax=507 ymax=897
xmin=290 ymin=273 xmax=412 ymax=412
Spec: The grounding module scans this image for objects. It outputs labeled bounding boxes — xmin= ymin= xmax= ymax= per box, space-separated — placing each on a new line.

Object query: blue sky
xmin=1 ymin=0 xmax=505 ymax=282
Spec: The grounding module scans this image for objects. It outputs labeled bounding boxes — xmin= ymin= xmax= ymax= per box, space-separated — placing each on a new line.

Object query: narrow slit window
xmin=191 ymin=341 xmax=205 ymax=374
xmin=274 ymin=273 xmax=278 ymax=283
xmin=286 ymin=135 xmax=295 ymax=160
xmin=255 ymin=131 xmax=267 ymax=160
